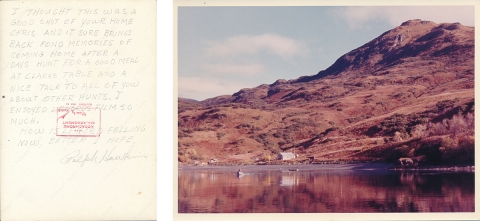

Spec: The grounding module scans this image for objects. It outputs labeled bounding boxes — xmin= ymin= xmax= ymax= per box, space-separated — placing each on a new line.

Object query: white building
xmin=277 ymin=152 xmax=295 ymax=160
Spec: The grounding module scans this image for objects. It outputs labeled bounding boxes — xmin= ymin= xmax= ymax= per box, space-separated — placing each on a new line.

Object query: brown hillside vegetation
xmin=178 ymin=20 xmax=474 ymax=166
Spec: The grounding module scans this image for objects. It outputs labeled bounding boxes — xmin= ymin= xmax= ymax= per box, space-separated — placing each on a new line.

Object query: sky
xmin=177 ymin=6 xmax=474 ymax=101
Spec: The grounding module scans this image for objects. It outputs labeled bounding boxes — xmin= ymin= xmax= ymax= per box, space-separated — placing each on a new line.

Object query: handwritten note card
xmin=0 ymin=1 xmax=157 ymax=219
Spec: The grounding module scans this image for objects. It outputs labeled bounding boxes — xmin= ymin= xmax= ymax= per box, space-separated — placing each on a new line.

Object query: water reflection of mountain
xmin=178 ymin=168 xmax=474 ymax=213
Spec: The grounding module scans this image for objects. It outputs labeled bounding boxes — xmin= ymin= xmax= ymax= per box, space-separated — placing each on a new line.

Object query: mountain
xmin=178 ymin=20 xmax=474 ymax=166
xmin=295 ymin=19 xmax=473 ymax=82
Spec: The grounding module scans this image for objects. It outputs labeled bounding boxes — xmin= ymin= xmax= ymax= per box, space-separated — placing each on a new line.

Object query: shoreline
xmin=178 ymin=162 xmax=475 ymax=173
xmin=180 ymin=160 xmax=377 ymax=167
xmin=390 ymin=165 xmax=474 ymax=172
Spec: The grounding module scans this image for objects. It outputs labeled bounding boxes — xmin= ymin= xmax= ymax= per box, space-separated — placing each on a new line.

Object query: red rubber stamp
xmin=56 ymin=106 xmax=101 ymax=137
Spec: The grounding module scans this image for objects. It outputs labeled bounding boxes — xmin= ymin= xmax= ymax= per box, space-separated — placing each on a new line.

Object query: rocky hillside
xmin=178 ymin=20 xmax=474 ymax=166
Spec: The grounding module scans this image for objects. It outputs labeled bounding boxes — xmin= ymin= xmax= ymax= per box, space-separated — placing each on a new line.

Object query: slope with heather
xmin=178 ymin=20 xmax=474 ymax=166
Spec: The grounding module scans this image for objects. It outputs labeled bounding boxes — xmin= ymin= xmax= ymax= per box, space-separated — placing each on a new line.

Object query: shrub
xmin=449 ymin=113 xmax=469 ymax=137
xmin=191 ymin=155 xmax=204 ymax=161
xmin=178 ymin=155 xmax=188 ymax=162
xmin=230 ymin=139 xmax=245 ymax=146
xmin=440 ymin=135 xmax=474 ymax=165
xmin=459 ymin=135 xmax=475 ymax=148
xmin=427 ymin=121 xmax=448 ymax=135
xmin=212 ymin=113 xmax=227 ymax=120
xmin=428 ymin=112 xmax=474 ymax=137
xmin=414 ymin=139 xmax=443 ymax=165
xmin=269 ymin=146 xmax=280 ymax=154
xmin=328 ymin=102 xmax=341 ymax=107
xmin=410 ymin=124 xmax=427 ymax=138
xmin=393 ymin=132 xmax=404 ymax=142
xmin=436 ymin=99 xmax=458 ymax=112
xmin=394 ymin=145 xmax=410 ymax=156
xmin=194 ymin=127 xmax=214 ymax=131
xmin=347 ymin=116 xmax=363 ymax=123
xmin=441 ymin=136 xmax=458 ymax=149
xmin=178 ymin=131 xmax=192 ymax=138
xmin=183 ymin=129 xmax=193 ymax=133
xmin=381 ymin=113 xmax=409 ymax=135
xmin=186 ymin=148 xmax=197 ymax=156
xmin=217 ymin=132 xmax=226 ymax=140
xmin=273 ymin=131 xmax=283 ymax=138
xmin=236 ymin=123 xmax=253 ymax=129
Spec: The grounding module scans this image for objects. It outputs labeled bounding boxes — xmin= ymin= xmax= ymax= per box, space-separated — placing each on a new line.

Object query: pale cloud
xmin=178 ymin=77 xmax=251 ymax=100
xmin=334 ymin=6 xmax=474 ymax=29
xmin=205 ymin=33 xmax=309 ymax=59
xmin=201 ymin=63 xmax=265 ymax=76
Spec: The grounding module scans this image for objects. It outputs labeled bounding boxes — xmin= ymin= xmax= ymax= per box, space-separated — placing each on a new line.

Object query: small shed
xmin=277 ymin=152 xmax=295 ymax=160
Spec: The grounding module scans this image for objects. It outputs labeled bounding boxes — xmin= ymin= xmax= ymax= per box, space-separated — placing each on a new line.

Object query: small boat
xmin=289 ymin=168 xmax=299 ymax=171
xmin=236 ymin=169 xmax=245 ymax=176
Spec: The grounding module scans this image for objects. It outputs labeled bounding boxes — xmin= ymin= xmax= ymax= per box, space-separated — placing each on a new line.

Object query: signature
xmin=60 ymin=145 xmax=147 ymax=166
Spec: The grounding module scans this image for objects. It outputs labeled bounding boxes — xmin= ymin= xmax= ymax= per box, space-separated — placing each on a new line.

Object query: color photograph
xmin=175 ymin=2 xmax=475 ymax=218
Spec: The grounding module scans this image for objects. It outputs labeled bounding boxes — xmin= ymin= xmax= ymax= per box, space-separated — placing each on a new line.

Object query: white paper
xmin=0 ymin=1 xmax=157 ymax=220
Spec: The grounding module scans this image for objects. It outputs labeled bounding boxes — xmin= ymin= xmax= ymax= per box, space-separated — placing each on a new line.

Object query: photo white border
xmin=167 ymin=0 xmax=479 ymax=220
